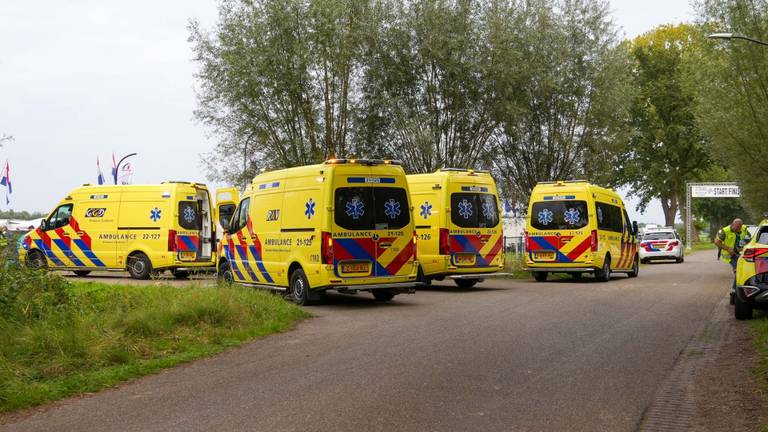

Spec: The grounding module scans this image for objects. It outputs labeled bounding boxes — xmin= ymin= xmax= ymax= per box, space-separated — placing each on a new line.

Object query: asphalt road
xmin=2 ymin=252 xmax=731 ymax=432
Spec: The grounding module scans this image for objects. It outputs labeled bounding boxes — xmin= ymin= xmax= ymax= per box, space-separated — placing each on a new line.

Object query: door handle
xmin=60 ymin=232 xmax=70 ymax=237
xmin=76 ymin=231 xmax=85 ymax=236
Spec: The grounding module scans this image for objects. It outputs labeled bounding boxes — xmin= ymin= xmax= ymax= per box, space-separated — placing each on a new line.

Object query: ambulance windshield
xmin=334 ymin=187 xmax=410 ymax=231
xmin=530 ymin=200 xmax=589 ymax=230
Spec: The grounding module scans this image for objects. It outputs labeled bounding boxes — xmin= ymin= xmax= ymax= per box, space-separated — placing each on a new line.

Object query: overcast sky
xmin=0 ymin=0 xmax=695 ymax=222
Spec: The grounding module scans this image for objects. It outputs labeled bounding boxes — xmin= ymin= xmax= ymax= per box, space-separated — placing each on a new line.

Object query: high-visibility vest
xmin=720 ymin=225 xmax=750 ymax=263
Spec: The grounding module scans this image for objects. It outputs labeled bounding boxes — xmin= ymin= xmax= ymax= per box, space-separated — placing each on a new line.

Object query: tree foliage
xmin=484 ymin=0 xmax=630 ymax=204
xmin=192 ymin=0 xmax=629 ymax=198
xmin=357 ymin=0 xmax=496 ymax=173
xmin=190 ymin=0 xmax=372 ymax=184
xmin=612 ymin=24 xmax=712 ymax=226
xmin=694 ymin=0 xmax=768 ymax=215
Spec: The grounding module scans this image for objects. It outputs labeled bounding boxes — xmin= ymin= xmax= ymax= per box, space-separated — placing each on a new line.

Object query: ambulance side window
xmin=596 ymin=203 xmax=623 ymax=233
xmin=231 ymin=198 xmax=250 ymax=232
xmin=47 ymin=204 xmax=73 ymax=230
xmin=622 ymin=208 xmax=633 ymax=234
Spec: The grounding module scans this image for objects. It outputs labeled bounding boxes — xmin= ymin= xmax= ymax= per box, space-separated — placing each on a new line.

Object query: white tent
xmin=0 ymin=218 xmax=43 ymax=232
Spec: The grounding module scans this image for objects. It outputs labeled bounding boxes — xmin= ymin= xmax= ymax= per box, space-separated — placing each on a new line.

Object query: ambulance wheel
xmin=73 ymin=270 xmax=91 ymax=277
xmin=27 ymin=250 xmax=47 ymax=269
xmin=595 ymin=259 xmax=611 ymax=282
xmin=628 ymin=256 xmax=639 ymax=278
xmin=734 ymin=292 xmax=753 ymax=320
xmin=127 ymin=253 xmax=152 ymax=280
xmin=217 ymin=262 xmax=234 ymax=285
xmin=288 ymin=268 xmax=310 ymax=306
xmin=372 ymin=289 xmax=396 ymax=302
xmin=454 ymin=278 xmax=479 ymax=289
xmin=533 ymin=271 xmax=548 ymax=282
xmin=172 ymin=270 xmax=190 ymax=280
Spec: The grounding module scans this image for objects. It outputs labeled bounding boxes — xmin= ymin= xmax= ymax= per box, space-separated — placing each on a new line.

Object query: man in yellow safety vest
xmin=715 ymin=218 xmax=751 ymax=304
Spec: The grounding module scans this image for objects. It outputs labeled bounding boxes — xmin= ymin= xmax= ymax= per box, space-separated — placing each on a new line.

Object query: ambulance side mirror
xmin=632 ymin=221 xmax=639 ymax=235
xmin=40 ymin=220 xmax=47 ymax=230
xmin=221 ymin=219 xmax=230 ymax=233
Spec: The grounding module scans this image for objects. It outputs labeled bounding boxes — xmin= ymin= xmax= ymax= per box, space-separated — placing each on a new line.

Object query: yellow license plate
xmin=455 ymin=254 xmax=475 ymax=265
xmin=341 ymin=262 xmax=370 ymax=273
xmin=534 ymin=251 xmax=556 ymax=261
xmin=179 ymin=252 xmax=196 ymax=260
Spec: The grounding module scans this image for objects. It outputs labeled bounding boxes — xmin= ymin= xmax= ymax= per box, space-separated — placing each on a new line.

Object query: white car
xmin=639 ymin=229 xmax=684 ymax=263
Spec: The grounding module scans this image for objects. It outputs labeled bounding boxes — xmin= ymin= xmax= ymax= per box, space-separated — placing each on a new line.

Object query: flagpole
xmin=115 ymin=153 xmax=137 ymax=185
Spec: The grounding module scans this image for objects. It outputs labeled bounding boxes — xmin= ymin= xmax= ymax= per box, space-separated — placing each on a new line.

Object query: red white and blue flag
xmin=97 ymin=157 xmax=105 ymax=185
xmin=0 ymin=160 xmax=11 ymax=205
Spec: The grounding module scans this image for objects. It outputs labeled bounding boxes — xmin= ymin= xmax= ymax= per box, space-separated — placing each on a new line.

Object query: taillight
xmin=413 ymin=231 xmax=418 ymax=260
xmin=168 ymin=229 xmax=177 ymax=252
xmin=667 ymin=240 xmax=679 ymax=251
xmin=321 ymin=231 xmax=334 ymax=265
xmin=743 ymin=248 xmax=768 ymax=262
xmin=591 ymin=230 xmax=598 ymax=252
xmin=524 ymin=231 xmax=532 ymax=251
xmin=439 ymin=228 xmax=451 ymax=255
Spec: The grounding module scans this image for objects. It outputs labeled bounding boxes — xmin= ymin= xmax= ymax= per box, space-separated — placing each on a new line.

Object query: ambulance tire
xmin=372 ymin=289 xmax=396 ymax=301
xmin=127 ymin=253 xmax=152 ymax=280
xmin=595 ymin=259 xmax=611 ymax=282
xmin=217 ymin=262 xmax=234 ymax=285
xmin=734 ymin=292 xmax=753 ymax=320
xmin=533 ymin=271 xmax=548 ymax=282
xmin=27 ymin=250 xmax=47 ymax=270
xmin=628 ymin=256 xmax=639 ymax=278
xmin=172 ymin=270 xmax=190 ymax=280
xmin=73 ymin=270 xmax=91 ymax=277
xmin=454 ymin=278 xmax=479 ymax=289
xmin=288 ymin=269 xmax=310 ymax=306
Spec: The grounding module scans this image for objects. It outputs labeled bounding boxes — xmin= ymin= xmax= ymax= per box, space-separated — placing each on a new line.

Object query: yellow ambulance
xmin=406 ymin=169 xmax=505 ymax=288
xmin=20 ymin=182 xmax=216 ymax=279
xmin=216 ymin=159 xmax=420 ymax=304
xmin=525 ymin=181 xmax=639 ymax=282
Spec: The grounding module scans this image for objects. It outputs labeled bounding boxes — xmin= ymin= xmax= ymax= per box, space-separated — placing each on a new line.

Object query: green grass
xmin=689 ymin=241 xmax=717 ymax=252
xmin=504 ymin=252 xmax=530 ymax=279
xmin=0 ymin=260 xmax=309 ymax=412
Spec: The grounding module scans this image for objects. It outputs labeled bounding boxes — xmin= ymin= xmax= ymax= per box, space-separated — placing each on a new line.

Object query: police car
xmin=638 ymin=227 xmax=683 ymax=264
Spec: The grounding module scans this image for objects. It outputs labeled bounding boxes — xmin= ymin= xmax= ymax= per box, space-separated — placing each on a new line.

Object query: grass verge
xmin=0 ymin=262 xmax=309 ymax=412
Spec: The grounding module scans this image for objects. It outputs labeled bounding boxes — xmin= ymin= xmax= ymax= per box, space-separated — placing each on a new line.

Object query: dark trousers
xmin=730 ymin=256 xmax=738 ymax=293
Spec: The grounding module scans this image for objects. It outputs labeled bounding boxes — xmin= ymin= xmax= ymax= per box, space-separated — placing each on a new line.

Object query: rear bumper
xmin=448 ymin=272 xmax=511 ymax=279
xmin=737 ymin=284 xmax=768 ymax=305
xmin=639 ymin=249 xmax=682 ymax=259
xmin=524 ymin=266 xmax=595 ymax=273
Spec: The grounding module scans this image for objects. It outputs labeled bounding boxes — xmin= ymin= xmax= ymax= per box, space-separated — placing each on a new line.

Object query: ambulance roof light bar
xmin=537 ymin=179 xmax=589 ymax=185
xmin=325 ymin=158 xmax=401 ymax=166
xmin=439 ymin=167 xmax=491 ymax=174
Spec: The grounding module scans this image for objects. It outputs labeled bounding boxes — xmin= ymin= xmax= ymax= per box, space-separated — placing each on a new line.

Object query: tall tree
xmin=488 ymin=0 xmax=630 ymax=205
xmin=357 ymin=0 xmax=497 ymax=173
xmin=190 ymin=0 xmax=372 ymax=185
xmin=613 ymin=24 xmax=712 ymax=226
xmin=694 ymin=0 xmax=768 ymax=214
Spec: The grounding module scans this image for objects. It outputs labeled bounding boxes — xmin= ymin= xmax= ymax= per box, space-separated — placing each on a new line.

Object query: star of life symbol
xmin=564 ymin=208 xmax=581 ymax=225
xmin=481 ymin=200 xmax=496 ymax=220
xmin=150 ymin=207 xmax=162 ymax=222
xmin=183 ymin=206 xmax=196 ymax=224
xmin=458 ymin=199 xmax=473 ymax=219
xmin=305 ymin=198 xmax=316 ymax=220
xmin=384 ymin=198 xmax=401 ymax=219
xmin=420 ymin=201 xmax=432 ymax=219
xmin=537 ymin=208 xmax=553 ymax=226
xmin=345 ymin=196 xmax=365 ymax=220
